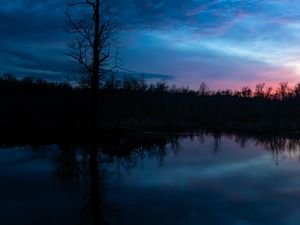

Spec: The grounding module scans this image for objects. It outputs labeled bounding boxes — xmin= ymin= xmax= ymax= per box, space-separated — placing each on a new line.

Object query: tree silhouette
xmin=66 ymin=0 xmax=116 ymax=91
xmin=198 ymin=82 xmax=210 ymax=96
xmin=254 ymin=83 xmax=265 ymax=97
xmin=276 ymin=81 xmax=290 ymax=100
xmin=66 ymin=0 xmax=117 ymax=131
xmin=241 ymin=86 xmax=252 ymax=98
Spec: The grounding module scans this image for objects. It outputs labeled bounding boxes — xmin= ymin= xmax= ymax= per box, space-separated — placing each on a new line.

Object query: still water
xmin=1 ymin=133 xmax=300 ymax=225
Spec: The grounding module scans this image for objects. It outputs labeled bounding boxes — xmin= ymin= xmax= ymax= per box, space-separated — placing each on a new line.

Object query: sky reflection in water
xmin=1 ymin=135 xmax=300 ymax=225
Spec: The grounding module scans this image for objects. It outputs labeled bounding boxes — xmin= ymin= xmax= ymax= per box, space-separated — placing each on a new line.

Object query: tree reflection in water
xmin=24 ymin=132 xmax=300 ymax=225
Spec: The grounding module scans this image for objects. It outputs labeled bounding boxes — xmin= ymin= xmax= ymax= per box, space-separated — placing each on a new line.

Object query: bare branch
xmin=65 ymin=12 xmax=93 ymax=46
xmin=67 ymin=0 xmax=95 ymax=8
xmin=68 ymin=53 xmax=92 ymax=72
xmin=66 ymin=0 xmax=119 ymax=90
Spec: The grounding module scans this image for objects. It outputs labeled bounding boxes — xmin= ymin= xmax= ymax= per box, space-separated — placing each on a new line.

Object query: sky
xmin=2 ymin=0 xmax=300 ymax=89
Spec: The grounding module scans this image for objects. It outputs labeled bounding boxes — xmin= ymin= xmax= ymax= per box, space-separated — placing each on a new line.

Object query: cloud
xmin=0 ymin=0 xmax=72 ymax=79
xmin=2 ymin=0 xmax=300 ymax=88
xmin=113 ymin=0 xmax=300 ymax=32
xmin=0 ymin=0 xmax=64 ymax=39
xmin=119 ymin=70 xmax=174 ymax=80
xmin=119 ymin=29 xmax=300 ymax=89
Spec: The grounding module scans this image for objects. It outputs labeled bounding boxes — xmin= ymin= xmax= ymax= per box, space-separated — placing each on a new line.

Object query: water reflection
xmin=50 ymin=144 xmax=113 ymax=225
xmin=2 ymin=133 xmax=300 ymax=225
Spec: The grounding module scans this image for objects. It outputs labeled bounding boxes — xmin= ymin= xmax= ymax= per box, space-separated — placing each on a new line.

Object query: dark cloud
xmin=119 ymin=71 xmax=174 ymax=80
xmin=0 ymin=1 xmax=64 ymax=39
xmin=1 ymin=0 xmax=300 ymax=88
xmin=0 ymin=0 xmax=71 ymax=79
xmin=113 ymin=0 xmax=261 ymax=29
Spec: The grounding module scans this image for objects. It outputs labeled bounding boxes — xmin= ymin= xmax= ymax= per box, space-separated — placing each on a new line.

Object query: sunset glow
xmin=2 ymin=0 xmax=300 ymax=89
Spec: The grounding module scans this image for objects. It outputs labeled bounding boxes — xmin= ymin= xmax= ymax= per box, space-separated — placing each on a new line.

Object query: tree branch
xmin=65 ymin=12 xmax=93 ymax=47
xmin=67 ymin=0 xmax=96 ymax=8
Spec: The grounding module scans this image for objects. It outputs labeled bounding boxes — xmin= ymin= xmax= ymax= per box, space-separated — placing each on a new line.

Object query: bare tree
xmin=264 ymin=86 xmax=273 ymax=99
xmin=254 ymin=83 xmax=265 ymax=98
xmin=276 ymin=82 xmax=290 ymax=100
xmin=66 ymin=0 xmax=118 ymax=132
xmin=241 ymin=86 xmax=252 ymax=98
xmin=294 ymin=83 xmax=300 ymax=96
xmin=198 ymin=82 xmax=209 ymax=96
xmin=66 ymin=0 xmax=117 ymax=92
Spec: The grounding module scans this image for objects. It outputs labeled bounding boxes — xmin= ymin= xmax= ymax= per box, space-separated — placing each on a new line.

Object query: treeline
xmin=2 ymin=72 xmax=300 ymax=142
xmin=3 ymin=72 xmax=300 ymax=100
xmin=0 ymin=73 xmax=71 ymax=89
xmin=103 ymin=75 xmax=300 ymax=101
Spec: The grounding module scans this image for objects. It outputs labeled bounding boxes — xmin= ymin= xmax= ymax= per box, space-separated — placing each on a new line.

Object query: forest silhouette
xmin=2 ymin=73 xmax=300 ymax=144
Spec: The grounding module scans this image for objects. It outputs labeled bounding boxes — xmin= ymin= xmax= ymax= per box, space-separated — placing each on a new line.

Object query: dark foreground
xmin=2 ymin=76 xmax=300 ymax=143
xmin=1 ymin=133 xmax=300 ymax=225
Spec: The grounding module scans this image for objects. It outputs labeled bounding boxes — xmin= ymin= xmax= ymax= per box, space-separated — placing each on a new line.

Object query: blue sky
xmin=1 ymin=0 xmax=300 ymax=89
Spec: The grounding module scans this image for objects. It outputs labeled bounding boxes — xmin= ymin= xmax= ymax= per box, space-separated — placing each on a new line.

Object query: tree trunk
xmin=92 ymin=0 xmax=100 ymax=93
xmin=91 ymin=0 xmax=100 ymax=133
